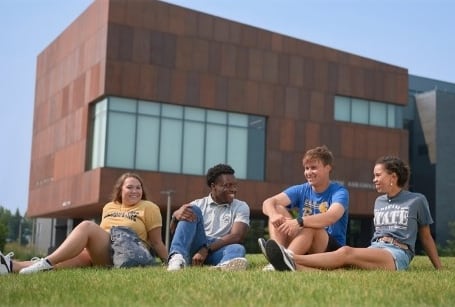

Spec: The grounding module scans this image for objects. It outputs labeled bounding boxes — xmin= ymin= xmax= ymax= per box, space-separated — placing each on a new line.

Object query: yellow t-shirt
xmin=99 ymin=200 xmax=162 ymax=243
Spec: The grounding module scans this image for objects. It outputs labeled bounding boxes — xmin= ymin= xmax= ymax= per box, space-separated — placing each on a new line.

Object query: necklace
xmin=387 ymin=189 xmax=402 ymax=203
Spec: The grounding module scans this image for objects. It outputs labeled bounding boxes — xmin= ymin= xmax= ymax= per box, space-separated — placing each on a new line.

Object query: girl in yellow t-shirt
xmin=1 ymin=173 xmax=168 ymax=275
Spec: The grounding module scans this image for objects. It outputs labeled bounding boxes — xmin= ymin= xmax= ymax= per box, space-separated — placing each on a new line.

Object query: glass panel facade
xmin=136 ymin=115 xmax=160 ymax=170
xmin=110 ymin=97 xmax=136 ymax=112
xmin=247 ymin=116 xmax=266 ymax=180
xmin=89 ymin=99 xmax=107 ymax=169
xmin=138 ymin=100 xmax=160 ymax=115
xmin=369 ymin=101 xmax=387 ymax=127
xmin=205 ymin=124 xmax=226 ymax=170
xmin=334 ymin=96 xmax=350 ymax=121
xmin=162 ymin=104 xmax=183 ymax=119
xmin=227 ymin=126 xmax=248 ymax=178
xmin=160 ymin=118 xmax=183 ymax=173
xmin=351 ymin=98 xmax=369 ymax=124
xmin=207 ymin=110 xmax=227 ymax=124
xmin=182 ymin=121 xmax=205 ymax=174
xmin=88 ymin=97 xmax=266 ymax=180
xmin=106 ymin=112 xmax=136 ymax=168
xmin=334 ymin=95 xmax=402 ymax=129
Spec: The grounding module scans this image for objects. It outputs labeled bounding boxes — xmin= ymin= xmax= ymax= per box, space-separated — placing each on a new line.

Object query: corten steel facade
xmin=28 ymin=0 xmax=408 ymax=245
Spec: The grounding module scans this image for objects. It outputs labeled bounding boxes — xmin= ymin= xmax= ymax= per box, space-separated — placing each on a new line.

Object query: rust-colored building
xmin=28 ymin=0 xmax=408 ymax=249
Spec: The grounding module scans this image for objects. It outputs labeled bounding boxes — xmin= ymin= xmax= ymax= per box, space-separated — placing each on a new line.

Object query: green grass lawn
xmin=2 ymin=254 xmax=454 ymax=306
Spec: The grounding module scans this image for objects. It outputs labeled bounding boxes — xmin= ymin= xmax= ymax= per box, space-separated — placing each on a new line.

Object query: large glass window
xmin=106 ymin=112 xmax=136 ymax=168
xmin=89 ymin=99 xmax=107 ymax=169
xmin=369 ymin=102 xmax=387 ymax=126
xmin=351 ymin=98 xmax=369 ymax=124
xmin=334 ymin=95 xmax=402 ymax=128
xmin=88 ymin=97 xmax=266 ymax=180
xmin=334 ymin=96 xmax=350 ymax=121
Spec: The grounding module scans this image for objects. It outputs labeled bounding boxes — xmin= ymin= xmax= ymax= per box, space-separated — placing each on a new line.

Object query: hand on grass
xmin=192 ymin=247 xmax=208 ymax=266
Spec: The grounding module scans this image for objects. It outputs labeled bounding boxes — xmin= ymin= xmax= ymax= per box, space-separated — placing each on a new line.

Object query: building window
xmin=88 ymin=97 xmax=266 ymax=180
xmin=334 ymin=96 xmax=350 ymax=121
xmin=334 ymin=96 xmax=403 ymax=128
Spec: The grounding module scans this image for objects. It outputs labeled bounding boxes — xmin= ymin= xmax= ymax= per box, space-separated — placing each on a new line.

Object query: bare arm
xmin=147 ymin=227 xmax=168 ymax=263
xmin=169 ymin=203 xmax=195 ymax=235
xmin=277 ymin=202 xmax=346 ymax=237
xmin=263 ymin=192 xmax=292 ymax=227
xmin=265 ymin=190 xmax=345 ymax=232
xmin=418 ymin=225 xmax=442 ymax=269
xmin=302 ymin=203 xmax=345 ymax=228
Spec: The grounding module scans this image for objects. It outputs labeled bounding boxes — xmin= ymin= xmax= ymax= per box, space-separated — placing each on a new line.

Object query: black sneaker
xmin=258 ymin=238 xmax=269 ymax=261
xmin=265 ymin=239 xmax=296 ymax=271
xmin=258 ymin=238 xmax=276 ymax=271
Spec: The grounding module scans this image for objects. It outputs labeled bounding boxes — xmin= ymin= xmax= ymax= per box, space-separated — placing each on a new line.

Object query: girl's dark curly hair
xmin=206 ymin=164 xmax=235 ymax=187
xmin=375 ymin=156 xmax=410 ymax=188
xmin=111 ymin=172 xmax=149 ymax=203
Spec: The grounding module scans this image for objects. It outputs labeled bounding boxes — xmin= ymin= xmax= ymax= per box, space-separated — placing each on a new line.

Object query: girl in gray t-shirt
xmin=263 ymin=156 xmax=442 ymax=271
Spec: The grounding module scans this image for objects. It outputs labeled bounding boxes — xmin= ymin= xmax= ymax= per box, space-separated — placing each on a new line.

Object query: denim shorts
xmin=110 ymin=226 xmax=155 ymax=268
xmin=369 ymin=241 xmax=411 ymax=270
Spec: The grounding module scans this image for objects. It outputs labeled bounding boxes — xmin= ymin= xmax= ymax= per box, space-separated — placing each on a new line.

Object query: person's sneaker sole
xmin=265 ymin=240 xmax=295 ymax=271
xmin=215 ymin=257 xmax=248 ymax=271
xmin=262 ymin=263 xmax=276 ymax=271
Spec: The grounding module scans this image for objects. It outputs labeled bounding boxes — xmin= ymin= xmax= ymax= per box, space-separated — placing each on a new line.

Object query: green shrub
xmin=4 ymin=242 xmax=45 ymax=260
xmin=439 ymin=221 xmax=455 ymax=256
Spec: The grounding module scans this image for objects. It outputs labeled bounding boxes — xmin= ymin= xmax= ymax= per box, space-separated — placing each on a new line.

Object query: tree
xmin=0 ymin=206 xmax=31 ymax=248
xmin=0 ymin=206 xmax=12 ymax=250
xmin=19 ymin=214 xmax=32 ymax=245
xmin=0 ymin=222 xmax=7 ymax=251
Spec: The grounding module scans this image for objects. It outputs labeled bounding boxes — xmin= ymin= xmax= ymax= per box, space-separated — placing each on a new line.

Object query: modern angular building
xmin=28 ymin=0 xmax=409 ymax=251
xmin=406 ymin=75 xmax=455 ymax=247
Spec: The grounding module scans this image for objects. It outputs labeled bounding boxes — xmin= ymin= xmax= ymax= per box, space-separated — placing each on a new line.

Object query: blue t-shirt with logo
xmin=284 ymin=182 xmax=349 ymax=245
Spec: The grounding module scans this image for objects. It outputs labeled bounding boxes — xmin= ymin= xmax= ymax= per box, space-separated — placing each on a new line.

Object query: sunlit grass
xmin=2 ymin=255 xmax=454 ymax=306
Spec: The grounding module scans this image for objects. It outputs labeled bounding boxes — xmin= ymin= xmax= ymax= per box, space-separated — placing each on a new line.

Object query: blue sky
xmin=0 ymin=0 xmax=454 ymax=215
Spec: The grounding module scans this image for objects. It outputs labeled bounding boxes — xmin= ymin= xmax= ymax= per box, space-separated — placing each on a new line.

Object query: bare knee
xmin=336 ymin=246 xmax=355 ymax=257
xmin=74 ymin=220 xmax=98 ymax=231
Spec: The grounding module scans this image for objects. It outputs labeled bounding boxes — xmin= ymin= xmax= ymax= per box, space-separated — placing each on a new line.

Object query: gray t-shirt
xmin=191 ymin=194 xmax=250 ymax=240
xmin=372 ymin=190 xmax=433 ymax=256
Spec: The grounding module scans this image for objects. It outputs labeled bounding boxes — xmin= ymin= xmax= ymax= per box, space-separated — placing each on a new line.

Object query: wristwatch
xmin=296 ymin=216 xmax=304 ymax=227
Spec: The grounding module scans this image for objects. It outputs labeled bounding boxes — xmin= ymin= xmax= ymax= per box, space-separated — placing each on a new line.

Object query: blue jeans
xmin=169 ymin=206 xmax=246 ymax=265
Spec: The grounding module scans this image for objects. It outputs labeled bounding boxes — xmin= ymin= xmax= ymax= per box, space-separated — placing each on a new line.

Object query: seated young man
xmin=167 ymin=164 xmax=250 ymax=271
xmin=259 ymin=145 xmax=349 ymax=271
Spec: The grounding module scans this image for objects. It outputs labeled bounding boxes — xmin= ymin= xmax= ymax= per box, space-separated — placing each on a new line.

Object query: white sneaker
xmin=19 ymin=258 xmax=53 ymax=274
xmin=167 ymin=253 xmax=186 ymax=271
xmin=0 ymin=251 xmax=14 ymax=275
xmin=262 ymin=263 xmax=275 ymax=271
xmin=214 ymin=257 xmax=248 ymax=271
